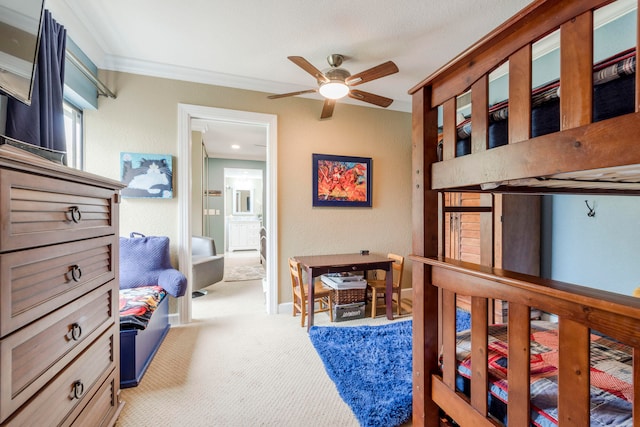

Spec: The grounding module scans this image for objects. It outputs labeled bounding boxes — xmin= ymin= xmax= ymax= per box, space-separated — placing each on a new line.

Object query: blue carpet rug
xmin=309 ymin=312 xmax=472 ymax=426
xmin=308 ymin=320 xmax=412 ymax=427
xmin=456 ymin=308 xmax=471 ymax=331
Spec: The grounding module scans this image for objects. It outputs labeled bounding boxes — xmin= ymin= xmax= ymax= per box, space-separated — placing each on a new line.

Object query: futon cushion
xmin=119 ymin=285 xmax=167 ymax=330
xmin=120 ymin=232 xmax=187 ymax=297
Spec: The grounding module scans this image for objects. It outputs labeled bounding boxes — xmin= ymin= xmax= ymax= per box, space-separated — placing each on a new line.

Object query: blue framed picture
xmin=312 ymin=153 xmax=372 ymax=207
xmin=120 ymin=152 xmax=173 ymax=198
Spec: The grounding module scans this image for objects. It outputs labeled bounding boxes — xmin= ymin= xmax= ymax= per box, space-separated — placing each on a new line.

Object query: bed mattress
xmin=453 ymin=49 xmax=636 ymax=157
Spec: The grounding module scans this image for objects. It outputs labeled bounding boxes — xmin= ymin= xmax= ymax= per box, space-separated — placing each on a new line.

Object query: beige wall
xmin=84 ymin=71 xmax=413 ymax=307
xmin=191 ymin=131 xmax=204 ymax=237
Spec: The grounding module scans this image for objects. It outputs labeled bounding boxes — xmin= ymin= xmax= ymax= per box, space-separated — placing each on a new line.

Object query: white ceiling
xmin=48 ymin=0 xmax=536 ymax=160
xmin=191 ymin=118 xmax=267 ymax=161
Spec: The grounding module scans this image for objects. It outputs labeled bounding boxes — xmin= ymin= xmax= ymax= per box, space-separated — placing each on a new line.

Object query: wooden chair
xmin=366 ymin=253 xmax=404 ymax=318
xmin=289 ymin=258 xmax=333 ymax=327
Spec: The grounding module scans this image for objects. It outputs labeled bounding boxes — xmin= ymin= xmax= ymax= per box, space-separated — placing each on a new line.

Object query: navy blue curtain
xmin=6 ymin=10 xmax=67 ymax=153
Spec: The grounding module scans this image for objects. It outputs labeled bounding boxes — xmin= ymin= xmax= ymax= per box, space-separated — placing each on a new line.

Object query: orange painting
xmin=312 ymin=154 xmax=371 ymax=207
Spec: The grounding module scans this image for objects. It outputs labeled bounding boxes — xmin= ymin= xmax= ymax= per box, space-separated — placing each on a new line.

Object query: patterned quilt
xmin=456 ymin=320 xmax=633 ymax=426
xmin=119 ymin=285 xmax=167 ymax=330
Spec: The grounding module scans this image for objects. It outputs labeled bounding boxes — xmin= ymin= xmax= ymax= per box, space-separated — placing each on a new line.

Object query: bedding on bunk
xmin=452 ymin=48 xmax=636 ymax=157
xmin=454 ymin=320 xmax=633 ymax=426
xmin=119 ymin=285 xmax=167 ymax=331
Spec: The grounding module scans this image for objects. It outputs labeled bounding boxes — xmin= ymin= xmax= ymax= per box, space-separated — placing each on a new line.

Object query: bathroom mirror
xmin=233 ymin=189 xmax=253 ymax=214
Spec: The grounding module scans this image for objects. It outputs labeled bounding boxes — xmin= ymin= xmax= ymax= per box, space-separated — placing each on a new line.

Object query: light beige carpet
xmin=116 ymin=264 xmax=412 ymax=427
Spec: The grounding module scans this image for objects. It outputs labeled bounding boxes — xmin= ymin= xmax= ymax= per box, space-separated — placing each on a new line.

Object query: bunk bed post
xmin=470 ymin=297 xmax=489 ymax=414
xmin=508 ymin=45 xmax=532 ymax=144
xmin=412 ymin=86 xmax=440 ymax=426
xmin=506 ymin=302 xmax=531 ymax=425
xmin=442 ymin=98 xmax=457 ymax=160
xmin=560 ymin=10 xmax=593 ymax=129
xmin=471 ymin=75 xmax=489 ymax=153
xmin=558 ymin=318 xmax=591 ymax=425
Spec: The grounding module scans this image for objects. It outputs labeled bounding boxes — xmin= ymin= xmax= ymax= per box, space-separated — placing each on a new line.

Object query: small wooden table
xmin=294 ymin=253 xmax=394 ymax=331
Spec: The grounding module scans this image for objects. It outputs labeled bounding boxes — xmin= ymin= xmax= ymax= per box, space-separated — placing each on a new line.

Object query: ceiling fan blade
xmin=288 ymin=56 xmax=329 ymax=83
xmin=345 ymin=61 xmax=399 ymax=86
xmin=348 ymin=89 xmax=394 ymax=108
xmin=267 ymin=89 xmax=317 ymax=99
xmin=320 ymin=99 xmax=335 ymax=119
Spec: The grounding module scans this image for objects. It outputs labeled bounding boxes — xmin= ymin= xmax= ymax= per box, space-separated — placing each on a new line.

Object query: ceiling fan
xmin=268 ymin=54 xmax=399 ymax=119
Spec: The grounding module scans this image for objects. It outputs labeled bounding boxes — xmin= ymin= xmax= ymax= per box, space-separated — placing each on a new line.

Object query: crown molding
xmin=101 ymin=54 xmax=411 ymax=113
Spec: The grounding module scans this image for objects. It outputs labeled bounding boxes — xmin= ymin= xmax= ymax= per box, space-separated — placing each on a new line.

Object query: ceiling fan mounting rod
xmin=327 ymin=54 xmax=344 ymax=68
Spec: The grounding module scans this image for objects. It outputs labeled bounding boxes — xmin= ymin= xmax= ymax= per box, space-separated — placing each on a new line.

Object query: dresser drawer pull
xmin=67 ymin=322 xmax=83 ymax=341
xmin=71 ymin=380 xmax=84 ymax=400
xmin=68 ymin=206 xmax=82 ymax=223
xmin=70 ymin=264 xmax=83 ymax=282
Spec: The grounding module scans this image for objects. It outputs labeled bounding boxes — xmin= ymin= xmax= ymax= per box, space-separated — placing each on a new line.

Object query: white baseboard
xmin=169 ymin=312 xmax=181 ymax=326
xmin=279 ymin=302 xmax=291 ymax=314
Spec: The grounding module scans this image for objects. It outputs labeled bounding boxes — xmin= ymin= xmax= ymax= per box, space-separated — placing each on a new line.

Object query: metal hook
xmin=585 ymin=200 xmax=596 ymax=217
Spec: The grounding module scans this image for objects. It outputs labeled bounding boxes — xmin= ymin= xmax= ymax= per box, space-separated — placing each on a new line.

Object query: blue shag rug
xmin=456 ymin=308 xmax=471 ymax=332
xmin=308 ymin=311 xmax=472 ymax=427
xmin=308 ymin=320 xmax=412 ymax=427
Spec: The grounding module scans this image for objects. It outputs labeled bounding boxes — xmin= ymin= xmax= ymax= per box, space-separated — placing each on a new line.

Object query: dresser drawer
xmin=68 ymin=371 xmax=121 ymax=427
xmin=0 ymin=169 xmax=118 ymax=252
xmin=2 ymin=326 xmax=117 ymax=426
xmin=0 ymin=285 xmax=115 ymax=422
xmin=0 ymin=236 xmax=116 ymax=336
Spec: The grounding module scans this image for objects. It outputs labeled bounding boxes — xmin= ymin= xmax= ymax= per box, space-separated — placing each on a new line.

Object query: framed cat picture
xmin=120 ymin=152 xmax=174 ymax=198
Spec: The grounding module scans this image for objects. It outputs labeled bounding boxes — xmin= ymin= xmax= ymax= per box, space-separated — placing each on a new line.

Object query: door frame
xmin=177 ymin=104 xmax=278 ymax=323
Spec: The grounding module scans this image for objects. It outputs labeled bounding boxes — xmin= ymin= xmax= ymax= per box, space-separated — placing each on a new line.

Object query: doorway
xmin=177 ymin=104 xmax=278 ymax=324
xmin=223 ymin=168 xmax=263 ymax=253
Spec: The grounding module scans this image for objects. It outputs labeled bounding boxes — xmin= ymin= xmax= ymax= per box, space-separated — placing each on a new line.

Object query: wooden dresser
xmin=0 ymin=144 xmax=124 ymax=426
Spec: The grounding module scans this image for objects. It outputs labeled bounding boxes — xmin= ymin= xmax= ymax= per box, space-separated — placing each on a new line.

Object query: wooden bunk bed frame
xmin=409 ymin=0 xmax=640 ymax=426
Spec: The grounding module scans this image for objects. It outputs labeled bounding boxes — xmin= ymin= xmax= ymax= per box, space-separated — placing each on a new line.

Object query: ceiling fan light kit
xmin=268 ymin=54 xmax=398 ymax=119
xmin=319 ymin=81 xmax=349 ymax=99
xmin=318 ymin=64 xmax=351 ymax=99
